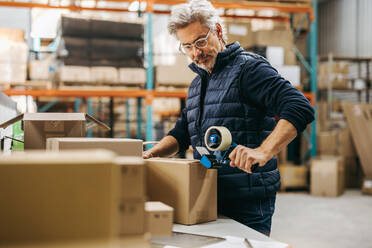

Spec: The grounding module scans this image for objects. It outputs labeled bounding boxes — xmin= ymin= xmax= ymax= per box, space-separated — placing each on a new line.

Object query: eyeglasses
xmin=179 ymin=29 xmax=211 ymax=54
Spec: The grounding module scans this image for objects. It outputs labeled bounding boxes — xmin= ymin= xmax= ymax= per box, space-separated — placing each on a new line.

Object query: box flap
xmin=85 ymin=113 xmax=110 ymax=131
xmin=0 ymin=113 xmax=24 ymax=129
xmin=23 ymin=113 xmax=86 ymax=121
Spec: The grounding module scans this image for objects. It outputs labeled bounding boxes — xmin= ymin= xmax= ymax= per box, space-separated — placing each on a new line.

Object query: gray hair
xmin=168 ymin=0 xmax=227 ymax=43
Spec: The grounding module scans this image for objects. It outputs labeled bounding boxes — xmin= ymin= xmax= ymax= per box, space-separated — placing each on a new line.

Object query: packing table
xmin=152 ymin=216 xmax=290 ymax=248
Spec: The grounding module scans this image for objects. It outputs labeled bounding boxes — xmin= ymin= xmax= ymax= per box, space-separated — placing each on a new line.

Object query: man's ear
xmin=215 ymin=23 xmax=223 ymax=39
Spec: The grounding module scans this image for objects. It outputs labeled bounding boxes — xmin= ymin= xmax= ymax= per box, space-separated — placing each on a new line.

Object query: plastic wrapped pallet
xmin=91 ymin=66 xmax=118 ymax=83
xmin=59 ymin=66 xmax=91 ymax=82
xmin=91 ymin=39 xmax=143 ymax=60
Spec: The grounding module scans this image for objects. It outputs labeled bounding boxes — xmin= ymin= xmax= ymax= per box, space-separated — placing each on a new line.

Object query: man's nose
xmin=192 ymin=45 xmax=202 ymax=58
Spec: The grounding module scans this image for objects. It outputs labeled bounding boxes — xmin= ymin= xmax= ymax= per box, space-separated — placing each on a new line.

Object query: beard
xmin=194 ymin=54 xmax=217 ymax=72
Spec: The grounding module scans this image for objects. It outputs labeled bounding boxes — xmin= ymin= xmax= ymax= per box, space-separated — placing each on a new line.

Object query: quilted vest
xmin=186 ymin=42 xmax=280 ymax=199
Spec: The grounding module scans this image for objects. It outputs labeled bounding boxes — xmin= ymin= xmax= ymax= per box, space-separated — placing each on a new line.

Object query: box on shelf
xmin=11 ymin=63 xmax=27 ymax=83
xmin=146 ymin=158 xmax=217 ymax=225
xmin=0 ymin=113 xmax=110 ymax=150
xmin=278 ymin=163 xmax=308 ymax=189
xmin=59 ymin=66 xmax=91 ymax=82
xmin=311 ymin=156 xmax=345 ymax=197
xmin=0 ymin=150 xmax=121 ymax=243
xmin=0 ymin=26 xmax=25 ymax=42
xmin=119 ymin=68 xmax=146 ymax=84
xmin=225 ymin=21 xmax=254 ymax=49
xmin=319 ymin=62 xmax=349 ymax=75
xmin=317 ymin=130 xmax=338 ymax=156
xmin=266 ymin=46 xmax=284 ymax=66
xmin=275 ymin=65 xmax=301 ymax=87
xmin=362 ymin=179 xmax=372 ymax=195
xmin=155 ymin=55 xmax=197 ymax=86
xmin=145 ymin=201 xmax=173 ymax=237
xmin=47 ymin=137 xmax=142 ymax=157
xmin=29 ymin=60 xmax=52 ymax=81
xmin=91 ymin=66 xmax=118 ymax=83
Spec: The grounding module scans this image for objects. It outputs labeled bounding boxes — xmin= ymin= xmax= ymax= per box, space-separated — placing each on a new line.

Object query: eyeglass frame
xmin=178 ymin=28 xmax=211 ymax=54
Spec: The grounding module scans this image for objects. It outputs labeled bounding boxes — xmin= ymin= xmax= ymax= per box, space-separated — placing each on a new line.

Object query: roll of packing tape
xmin=204 ymin=126 xmax=232 ymax=151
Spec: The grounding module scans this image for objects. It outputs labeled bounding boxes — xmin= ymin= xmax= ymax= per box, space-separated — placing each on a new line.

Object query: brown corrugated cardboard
xmin=344 ymin=157 xmax=363 ymax=188
xmin=119 ymin=198 xmax=145 ymax=235
xmin=342 ymin=102 xmax=372 ymax=178
xmin=311 ymin=156 xmax=345 ymax=197
xmin=146 ymin=158 xmax=217 ymax=225
xmin=1 ymin=235 xmax=151 ymax=248
xmin=145 ymin=201 xmax=173 ymax=237
xmin=114 ymin=157 xmax=145 ymax=199
xmin=59 ymin=66 xmax=91 ymax=82
xmin=278 ymin=163 xmax=308 ymax=189
xmin=225 ymin=21 xmax=254 ymax=49
xmin=47 ymin=137 xmax=142 ymax=157
xmin=0 ymin=150 xmax=121 ymax=243
xmin=337 ymin=127 xmax=357 ymax=157
xmin=91 ymin=66 xmax=118 ymax=83
xmin=0 ymin=26 xmax=25 ymax=42
xmin=0 ymin=113 xmax=110 ymax=150
xmin=317 ymin=131 xmax=338 ymax=155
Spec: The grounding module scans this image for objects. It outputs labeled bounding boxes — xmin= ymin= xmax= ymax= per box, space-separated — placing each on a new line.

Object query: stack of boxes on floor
xmin=0 ymin=112 xmax=218 ymax=246
xmin=57 ymin=16 xmax=145 ymax=87
xmin=313 ymin=96 xmax=364 ymax=197
xmin=0 ymin=27 xmax=28 ymax=84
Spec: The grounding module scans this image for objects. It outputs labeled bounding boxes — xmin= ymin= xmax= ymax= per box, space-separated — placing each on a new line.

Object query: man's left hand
xmin=228 ymin=145 xmax=273 ymax=173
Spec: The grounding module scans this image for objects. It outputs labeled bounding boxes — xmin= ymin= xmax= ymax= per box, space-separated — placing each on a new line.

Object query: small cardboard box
xmin=145 ymin=201 xmax=173 ymax=237
xmin=47 ymin=137 xmax=142 ymax=157
xmin=119 ymin=68 xmax=146 ymax=84
xmin=317 ymin=131 xmax=338 ymax=156
xmin=119 ymin=198 xmax=145 ymax=235
xmin=0 ymin=113 xmax=110 ymax=150
xmin=114 ymin=157 xmax=146 ymax=199
xmin=311 ymin=156 xmax=345 ymax=197
xmin=145 ymin=158 xmax=217 ymax=225
xmin=59 ymin=66 xmax=91 ymax=82
xmin=278 ymin=163 xmax=308 ymax=189
xmin=91 ymin=66 xmax=118 ymax=83
xmin=225 ymin=21 xmax=254 ymax=49
xmin=0 ymin=150 xmax=121 ymax=243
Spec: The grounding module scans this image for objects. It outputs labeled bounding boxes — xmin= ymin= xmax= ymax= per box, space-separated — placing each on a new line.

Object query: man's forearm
xmin=259 ymin=119 xmax=298 ymax=158
xmin=144 ymin=135 xmax=179 ymax=158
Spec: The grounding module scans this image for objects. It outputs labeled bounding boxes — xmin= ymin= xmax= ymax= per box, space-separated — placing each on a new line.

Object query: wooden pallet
xmin=0 ymin=80 xmax=53 ymax=89
xmin=59 ymin=81 xmax=144 ymax=90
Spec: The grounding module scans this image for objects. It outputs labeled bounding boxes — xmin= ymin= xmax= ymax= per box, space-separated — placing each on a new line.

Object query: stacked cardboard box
xmin=311 ymin=156 xmax=345 ymax=197
xmin=47 ymin=137 xmax=143 ymax=157
xmin=318 ymin=62 xmax=350 ymax=90
xmin=0 ymin=27 xmax=28 ymax=83
xmin=145 ymin=201 xmax=173 ymax=237
xmin=278 ymin=163 xmax=308 ymax=189
xmin=146 ymin=158 xmax=217 ymax=225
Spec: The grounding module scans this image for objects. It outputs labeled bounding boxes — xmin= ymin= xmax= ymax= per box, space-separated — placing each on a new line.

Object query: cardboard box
xmin=11 ymin=63 xmax=27 ymax=83
xmin=155 ymin=55 xmax=196 ymax=86
xmin=0 ymin=150 xmax=121 ymax=243
xmin=0 ymin=235 xmax=151 ymax=248
xmin=145 ymin=201 xmax=173 ymax=237
xmin=0 ymin=63 xmax=12 ymax=82
xmin=275 ymin=65 xmax=301 ymax=87
xmin=317 ymin=131 xmax=338 ymax=156
xmin=146 ymin=158 xmax=217 ymax=225
xmin=59 ymin=66 xmax=91 ymax=82
xmin=266 ymin=46 xmax=284 ymax=66
xmin=29 ymin=60 xmax=51 ymax=80
xmin=114 ymin=156 xmax=145 ymax=199
xmin=119 ymin=199 xmax=145 ymax=235
xmin=47 ymin=137 xmax=142 ymax=157
xmin=362 ymin=178 xmax=372 ymax=195
xmin=91 ymin=66 xmax=118 ymax=83
xmin=337 ymin=127 xmax=357 ymax=157
xmin=225 ymin=21 xmax=254 ymax=49
xmin=0 ymin=26 xmax=25 ymax=42
xmin=311 ymin=156 xmax=345 ymax=197
xmin=344 ymin=157 xmax=363 ymax=188
xmin=0 ymin=113 xmax=110 ymax=150
xmin=279 ymin=163 xmax=308 ymax=188
xmin=118 ymin=68 xmax=146 ymax=84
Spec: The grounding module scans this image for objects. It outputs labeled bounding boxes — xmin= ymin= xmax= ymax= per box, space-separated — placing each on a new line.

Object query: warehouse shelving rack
xmin=0 ymin=0 xmax=317 ymax=157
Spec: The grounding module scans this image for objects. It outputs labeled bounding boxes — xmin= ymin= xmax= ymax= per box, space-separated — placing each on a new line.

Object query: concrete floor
xmin=271 ymin=190 xmax=372 ymax=248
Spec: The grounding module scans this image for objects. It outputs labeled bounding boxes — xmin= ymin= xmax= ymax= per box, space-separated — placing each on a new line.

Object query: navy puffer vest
xmin=186 ymin=42 xmax=280 ymax=200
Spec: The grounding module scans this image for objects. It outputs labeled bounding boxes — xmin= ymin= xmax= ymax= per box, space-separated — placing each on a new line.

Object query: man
xmin=143 ymin=0 xmax=314 ymax=236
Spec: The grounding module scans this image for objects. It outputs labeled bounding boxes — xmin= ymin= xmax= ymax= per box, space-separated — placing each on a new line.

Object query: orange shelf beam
xmin=1 ymin=89 xmax=188 ymax=99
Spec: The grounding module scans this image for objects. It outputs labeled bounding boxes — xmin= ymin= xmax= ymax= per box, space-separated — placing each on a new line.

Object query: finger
xmin=229 ymin=146 xmax=238 ymax=163
xmin=234 ymin=147 xmax=243 ymax=168
xmin=245 ymin=157 xmax=255 ymax=173
xmin=239 ymin=150 xmax=247 ymax=169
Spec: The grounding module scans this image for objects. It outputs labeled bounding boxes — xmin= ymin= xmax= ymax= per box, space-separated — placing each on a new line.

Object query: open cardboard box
xmin=0 ymin=113 xmax=110 ymax=150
